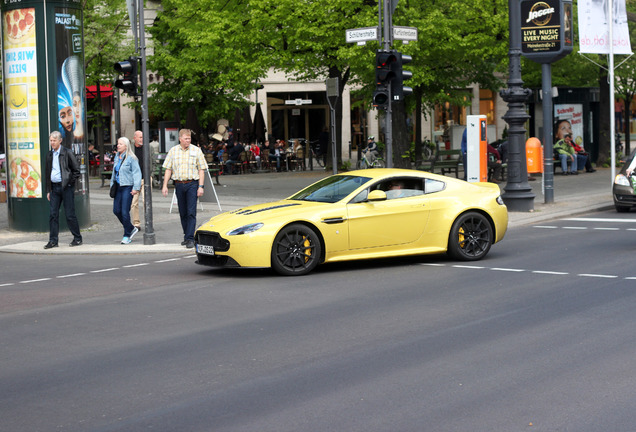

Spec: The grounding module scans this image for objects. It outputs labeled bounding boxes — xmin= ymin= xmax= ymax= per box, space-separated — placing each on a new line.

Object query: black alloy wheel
xmin=271 ymin=224 xmax=322 ymax=276
xmin=447 ymin=212 xmax=493 ymax=261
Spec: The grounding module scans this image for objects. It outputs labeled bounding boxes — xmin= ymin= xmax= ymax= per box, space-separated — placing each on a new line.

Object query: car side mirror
xmin=368 ymin=190 xmax=387 ymax=201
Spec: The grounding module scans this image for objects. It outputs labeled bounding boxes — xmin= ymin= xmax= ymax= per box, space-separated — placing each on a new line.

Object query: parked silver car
xmin=613 ymin=151 xmax=636 ymax=212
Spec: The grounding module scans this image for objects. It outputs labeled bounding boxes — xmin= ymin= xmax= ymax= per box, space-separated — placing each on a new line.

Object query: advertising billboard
xmin=54 ymin=6 xmax=88 ymax=195
xmin=3 ymin=7 xmax=42 ymax=199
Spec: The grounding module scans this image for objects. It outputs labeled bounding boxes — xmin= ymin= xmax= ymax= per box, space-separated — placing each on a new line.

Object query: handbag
xmin=109 ymin=154 xmax=125 ymax=198
xmin=109 ymin=181 xmax=119 ymax=198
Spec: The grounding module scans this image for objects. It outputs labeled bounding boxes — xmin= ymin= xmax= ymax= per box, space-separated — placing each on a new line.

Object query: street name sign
xmin=393 ymin=26 xmax=418 ymax=42
xmin=346 ymin=27 xmax=378 ymax=44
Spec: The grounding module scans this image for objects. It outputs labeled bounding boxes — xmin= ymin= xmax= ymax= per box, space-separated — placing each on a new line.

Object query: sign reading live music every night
xmin=521 ymin=0 xmax=573 ymax=63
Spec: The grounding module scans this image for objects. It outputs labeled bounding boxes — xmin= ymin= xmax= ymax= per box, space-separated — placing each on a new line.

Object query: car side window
xmin=377 ymin=177 xmax=424 ymax=200
xmin=424 ymin=179 xmax=445 ymax=194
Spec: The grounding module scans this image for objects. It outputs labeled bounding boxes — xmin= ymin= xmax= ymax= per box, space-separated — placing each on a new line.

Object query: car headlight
xmin=227 ymin=223 xmax=264 ymax=236
xmin=614 ymin=174 xmax=631 ymax=187
xmin=496 ymin=196 xmax=505 ymax=205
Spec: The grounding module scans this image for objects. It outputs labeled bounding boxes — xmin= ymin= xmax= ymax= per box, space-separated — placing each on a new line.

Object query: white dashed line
xmin=563 ymin=226 xmax=587 ymax=230
xmin=421 ymin=263 xmax=446 ymax=267
xmin=57 ymin=273 xmax=86 ymax=278
xmin=20 ymin=278 xmax=52 ymax=284
xmin=90 ymin=268 xmax=119 ymax=273
xmin=123 ymin=263 xmax=150 ymax=268
xmin=532 ymin=270 xmax=569 ymax=275
xmin=566 ymin=217 xmax=636 ymax=223
xmin=0 ymin=283 xmax=15 ymax=287
xmin=155 ymin=258 xmax=181 ymax=263
xmin=452 ymin=265 xmax=485 ymax=269
xmin=491 ymin=268 xmax=525 ymax=272
xmin=578 ymin=273 xmax=619 ymax=279
xmin=593 ymin=227 xmax=620 ymax=231
xmin=533 ymin=225 xmax=558 ymax=229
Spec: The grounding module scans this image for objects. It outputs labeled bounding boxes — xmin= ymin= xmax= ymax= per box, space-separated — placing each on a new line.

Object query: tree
xmin=82 ymin=0 xmax=132 ymax=160
xmin=148 ymin=0 xmax=266 ymax=133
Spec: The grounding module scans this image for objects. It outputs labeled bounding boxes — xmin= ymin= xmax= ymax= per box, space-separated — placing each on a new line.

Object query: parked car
xmin=194 ymin=168 xmax=508 ymax=276
xmin=613 ymin=151 xmax=636 ymax=212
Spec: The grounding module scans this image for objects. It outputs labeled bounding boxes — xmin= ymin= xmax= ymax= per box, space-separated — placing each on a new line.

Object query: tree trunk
xmin=392 ymin=100 xmax=410 ymax=169
xmin=624 ymin=94 xmax=632 ymax=156
xmin=598 ymin=67 xmax=611 ymax=166
xmin=414 ymin=87 xmax=423 ymax=167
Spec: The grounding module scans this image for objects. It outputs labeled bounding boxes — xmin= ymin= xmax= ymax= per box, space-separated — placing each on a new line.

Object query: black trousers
xmin=49 ymin=182 xmax=81 ymax=244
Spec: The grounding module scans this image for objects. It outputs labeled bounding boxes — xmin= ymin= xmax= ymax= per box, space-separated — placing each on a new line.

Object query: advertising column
xmin=2 ymin=0 xmax=89 ymax=231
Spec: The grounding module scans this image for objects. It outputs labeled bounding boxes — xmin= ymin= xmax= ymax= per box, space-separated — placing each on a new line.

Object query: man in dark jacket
xmin=44 ymin=130 xmax=82 ymax=249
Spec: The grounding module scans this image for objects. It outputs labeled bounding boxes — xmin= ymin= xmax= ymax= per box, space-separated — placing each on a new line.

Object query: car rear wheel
xmin=271 ymin=224 xmax=322 ymax=276
xmin=447 ymin=212 xmax=493 ymax=261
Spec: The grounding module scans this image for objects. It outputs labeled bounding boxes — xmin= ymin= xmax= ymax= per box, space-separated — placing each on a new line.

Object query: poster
xmin=3 ymin=8 xmax=42 ymax=199
xmin=555 ymin=104 xmax=585 ymax=148
xmin=54 ymin=7 xmax=88 ymax=195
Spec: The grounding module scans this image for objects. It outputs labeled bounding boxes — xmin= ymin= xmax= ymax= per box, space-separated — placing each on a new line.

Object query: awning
xmin=86 ymin=84 xmax=113 ymax=99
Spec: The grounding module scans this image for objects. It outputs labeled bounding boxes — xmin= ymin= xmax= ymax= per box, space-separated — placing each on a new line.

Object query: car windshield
xmin=290 ymin=175 xmax=371 ymax=203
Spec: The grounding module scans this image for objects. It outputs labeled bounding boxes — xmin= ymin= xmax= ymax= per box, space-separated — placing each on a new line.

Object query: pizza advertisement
xmin=3 ymin=7 xmax=42 ymax=199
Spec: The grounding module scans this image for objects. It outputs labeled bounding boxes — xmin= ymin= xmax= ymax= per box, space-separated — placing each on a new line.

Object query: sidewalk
xmin=0 ymin=168 xmax=615 ymax=255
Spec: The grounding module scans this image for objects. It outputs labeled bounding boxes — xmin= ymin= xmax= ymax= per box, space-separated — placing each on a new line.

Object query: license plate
xmin=197 ymin=244 xmax=215 ymax=255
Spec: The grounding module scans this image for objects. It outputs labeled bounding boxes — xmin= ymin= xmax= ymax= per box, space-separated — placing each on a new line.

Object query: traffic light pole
xmin=382 ymin=0 xmax=393 ymax=167
xmin=138 ymin=0 xmax=155 ymax=245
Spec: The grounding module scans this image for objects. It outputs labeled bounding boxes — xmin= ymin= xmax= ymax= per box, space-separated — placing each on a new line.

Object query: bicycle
xmin=308 ymin=139 xmax=325 ymax=168
xmin=356 ymin=151 xmax=385 ymax=169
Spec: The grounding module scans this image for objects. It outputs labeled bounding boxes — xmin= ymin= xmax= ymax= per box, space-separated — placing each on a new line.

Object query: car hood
xmin=198 ymin=199 xmax=330 ymax=231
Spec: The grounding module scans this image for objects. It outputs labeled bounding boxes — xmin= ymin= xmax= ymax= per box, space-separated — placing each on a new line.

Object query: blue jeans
xmin=576 ymin=154 xmax=587 ymax=171
xmin=49 ymin=182 xmax=81 ymax=244
xmin=175 ymin=181 xmax=198 ymax=241
xmin=559 ymin=153 xmax=577 ymax=172
xmin=113 ymin=184 xmax=135 ymax=237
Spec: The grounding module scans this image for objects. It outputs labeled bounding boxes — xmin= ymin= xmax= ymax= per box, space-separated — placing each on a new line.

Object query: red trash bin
xmin=526 ymin=137 xmax=543 ymax=174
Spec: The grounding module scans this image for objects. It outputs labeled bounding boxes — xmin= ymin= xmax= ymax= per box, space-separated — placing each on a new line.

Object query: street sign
xmin=346 ymin=27 xmax=379 ymax=44
xmin=284 ymin=99 xmax=312 ymax=105
xmin=326 ymin=78 xmax=339 ymax=98
xmin=393 ymin=26 xmax=418 ymax=41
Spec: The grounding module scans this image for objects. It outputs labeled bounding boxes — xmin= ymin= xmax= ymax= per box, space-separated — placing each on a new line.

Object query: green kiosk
xmin=2 ymin=0 xmax=90 ymax=231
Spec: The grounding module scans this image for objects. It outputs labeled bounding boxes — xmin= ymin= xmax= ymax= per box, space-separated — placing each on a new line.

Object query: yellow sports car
xmin=195 ymin=168 xmax=508 ymax=276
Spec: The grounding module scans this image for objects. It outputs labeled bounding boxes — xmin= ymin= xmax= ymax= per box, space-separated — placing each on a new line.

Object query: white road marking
xmin=57 ymin=273 xmax=86 ymax=278
xmin=593 ymin=227 xmax=620 ymax=231
xmin=532 ymin=270 xmax=569 ymax=275
xmin=578 ymin=273 xmax=618 ymax=279
xmin=421 ymin=263 xmax=446 ymax=267
xmin=566 ymin=217 xmax=636 ymax=223
xmin=452 ymin=265 xmax=485 ymax=269
xmin=533 ymin=225 xmax=558 ymax=229
xmin=0 ymin=283 xmax=15 ymax=287
xmin=90 ymin=268 xmax=119 ymax=273
xmin=563 ymin=226 xmax=587 ymax=230
xmin=123 ymin=263 xmax=149 ymax=268
xmin=20 ymin=278 xmax=52 ymax=284
xmin=491 ymin=268 xmax=525 ymax=272
xmin=155 ymin=258 xmax=181 ymax=263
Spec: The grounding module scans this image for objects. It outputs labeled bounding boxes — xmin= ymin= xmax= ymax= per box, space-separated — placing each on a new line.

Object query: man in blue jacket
xmin=44 ymin=130 xmax=82 ymax=249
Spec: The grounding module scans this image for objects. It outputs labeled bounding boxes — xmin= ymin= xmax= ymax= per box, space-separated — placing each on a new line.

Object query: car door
xmin=346 ymin=178 xmax=430 ymax=250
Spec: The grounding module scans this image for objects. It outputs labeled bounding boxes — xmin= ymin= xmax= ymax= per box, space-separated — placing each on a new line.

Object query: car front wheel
xmin=271 ymin=224 xmax=322 ymax=276
xmin=447 ymin=212 xmax=493 ymax=261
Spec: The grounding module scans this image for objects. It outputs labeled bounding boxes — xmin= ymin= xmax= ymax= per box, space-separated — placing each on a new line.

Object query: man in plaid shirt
xmin=162 ymin=128 xmax=208 ymax=248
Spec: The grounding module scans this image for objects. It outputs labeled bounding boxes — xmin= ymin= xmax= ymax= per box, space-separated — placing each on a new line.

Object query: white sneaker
xmin=130 ymin=227 xmax=139 ymax=240
xmin=121 ymin=236 xmax=131 ymax=244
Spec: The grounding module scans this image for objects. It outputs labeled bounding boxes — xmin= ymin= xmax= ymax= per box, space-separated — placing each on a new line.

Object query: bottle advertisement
xmin=54 ymin=6 xmax=88 ymax=195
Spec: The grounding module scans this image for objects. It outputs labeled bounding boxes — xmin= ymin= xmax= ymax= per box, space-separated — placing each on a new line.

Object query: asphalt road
xmin=2 ymin=209 xmax=636 ymax=431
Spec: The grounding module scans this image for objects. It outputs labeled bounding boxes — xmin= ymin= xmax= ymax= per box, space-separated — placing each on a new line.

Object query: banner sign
xmin=3 ymin=7 xmax=42 ymax=199
xmin=578 ymin=0 xmax=632 ymax=54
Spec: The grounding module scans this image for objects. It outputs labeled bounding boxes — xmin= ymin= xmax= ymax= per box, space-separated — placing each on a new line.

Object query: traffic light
xmin=114 ymin=57 xmax=138 ymax=96
xmin=373 ymin=50 xmax=397 ymax=110
xmin=391 ymin=52 xmax=413 ymax=102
